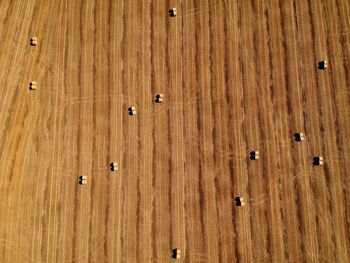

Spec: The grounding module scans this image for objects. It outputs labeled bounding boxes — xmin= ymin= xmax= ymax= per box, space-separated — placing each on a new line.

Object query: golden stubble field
xmin=0 ymin=0 xmax=349 ymax=262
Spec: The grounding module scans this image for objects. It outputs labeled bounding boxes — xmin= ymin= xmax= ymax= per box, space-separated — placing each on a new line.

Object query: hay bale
xmin=169 ymin=8 xmax=177 ymax=17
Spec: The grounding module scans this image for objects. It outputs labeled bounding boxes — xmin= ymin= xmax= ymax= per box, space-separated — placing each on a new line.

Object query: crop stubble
xmin=0 ymin=0 xmax=349 ymax=262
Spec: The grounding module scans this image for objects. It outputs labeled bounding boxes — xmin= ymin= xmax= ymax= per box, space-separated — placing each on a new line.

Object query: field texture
xmin=0 ymin=0 xmax=350 ymax=262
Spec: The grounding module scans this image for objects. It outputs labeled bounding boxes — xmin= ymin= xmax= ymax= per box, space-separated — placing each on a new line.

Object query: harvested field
xmin=0 ymin=0 xmax=350 ymax=262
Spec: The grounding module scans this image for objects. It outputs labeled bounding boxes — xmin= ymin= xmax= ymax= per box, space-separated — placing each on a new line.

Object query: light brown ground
xmin=0 ymin=0 xmax=349 ymax=262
